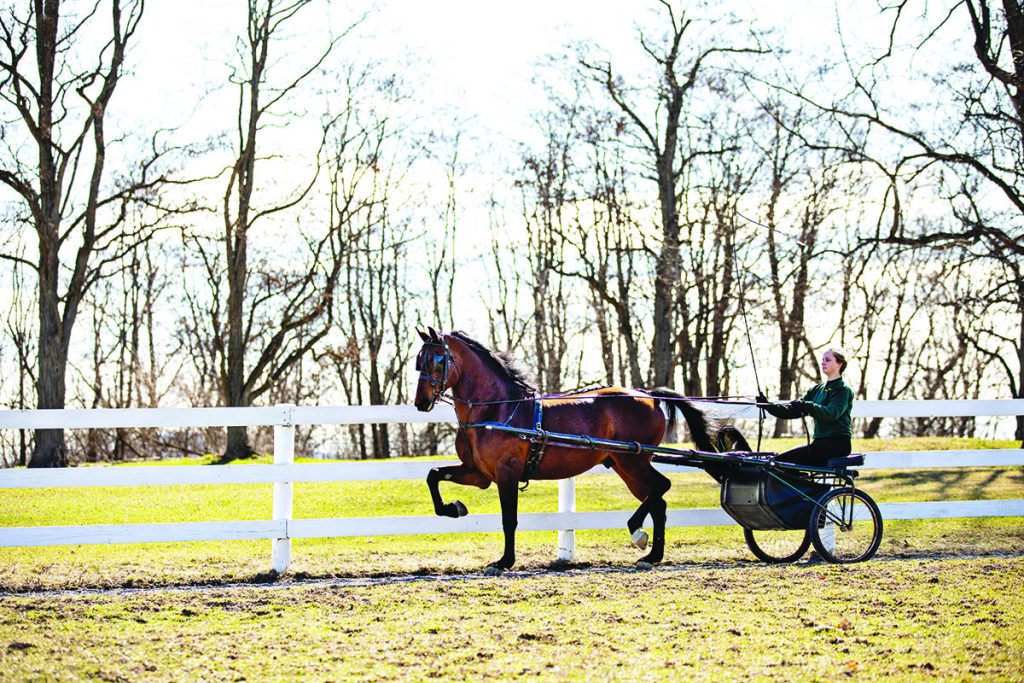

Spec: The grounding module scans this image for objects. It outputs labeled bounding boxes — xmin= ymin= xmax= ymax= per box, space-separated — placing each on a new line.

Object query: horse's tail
xmin=646 ymin=387 xmax=716 ymax=452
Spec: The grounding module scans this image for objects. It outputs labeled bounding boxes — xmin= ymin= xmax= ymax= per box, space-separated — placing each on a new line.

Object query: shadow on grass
xmin=864 ymin=467 xmax=1024 ymax=501
xmin=6 ymin=547 xmax=1024 ymax=598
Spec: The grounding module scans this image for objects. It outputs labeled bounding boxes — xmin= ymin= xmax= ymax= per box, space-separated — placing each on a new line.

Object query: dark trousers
xmin=779 ymin=436 xmax=851 ymax=467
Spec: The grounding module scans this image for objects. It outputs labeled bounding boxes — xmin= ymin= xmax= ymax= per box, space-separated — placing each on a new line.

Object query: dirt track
xmin=6 ymin=548 xmax=1022 ymax=600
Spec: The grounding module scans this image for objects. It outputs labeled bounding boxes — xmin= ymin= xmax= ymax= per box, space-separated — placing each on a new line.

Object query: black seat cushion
xmin=826 ymin=454 xmax=864 ymax=469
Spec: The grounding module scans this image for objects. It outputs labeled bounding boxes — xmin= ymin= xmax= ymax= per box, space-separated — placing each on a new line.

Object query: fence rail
xmin=2 ymin=399 xmax=1022 ymax=430
xmin=1 ymin=400 xmax=1022 ymax=572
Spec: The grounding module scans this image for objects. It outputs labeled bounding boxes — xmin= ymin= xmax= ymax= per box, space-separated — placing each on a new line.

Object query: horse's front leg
xmin=427 ymin=464 xmax=491 ymax=517
xmin=486 ymin=468 xmax=520 ymax=575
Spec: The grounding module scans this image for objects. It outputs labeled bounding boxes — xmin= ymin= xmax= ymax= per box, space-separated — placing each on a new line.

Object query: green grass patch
xmin=3 ymin=466 xmax=1021 ymax=528
xmin=1 ymin=557 xmax=1021 ymax=681
xmin=1 ymin=438 xmax=1021 ymax=592
xmin=3 ymin=437 xmax=1021 ymax=680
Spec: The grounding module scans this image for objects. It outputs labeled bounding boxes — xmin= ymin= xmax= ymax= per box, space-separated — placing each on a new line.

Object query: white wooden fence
xmin=1 ymin=400 xmax=1022 ymax=573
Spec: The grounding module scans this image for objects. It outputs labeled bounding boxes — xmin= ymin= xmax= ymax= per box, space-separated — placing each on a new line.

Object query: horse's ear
xmin=417 ymin=328 xmax=430 ymax=342
xmin=427 ymin=326 xmax=440 ymax=341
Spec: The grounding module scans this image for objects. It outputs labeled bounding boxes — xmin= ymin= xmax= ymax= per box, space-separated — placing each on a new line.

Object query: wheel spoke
xmin=810 ymin=488 xmax=882 ymax=563
xmin=744 ymin=527 xmax=810 ymax=563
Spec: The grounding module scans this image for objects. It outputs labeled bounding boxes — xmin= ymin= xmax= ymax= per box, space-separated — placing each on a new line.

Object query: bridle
xmin=415 ymin=337 xmax=453 ymax=411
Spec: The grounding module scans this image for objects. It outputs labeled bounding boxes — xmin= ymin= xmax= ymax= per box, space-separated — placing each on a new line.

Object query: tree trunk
xmin=1016 ymin=284 xmax=1024 ymax=444
xmin=652 ymin=153 xmax=680 ymax=387
xmin=28 ymin=2 xmax=65 ymax=468
xmin=368 ymin=349 xmax=389 ymax=458
xmin=31 ymin=244 xmax=67 ymax=467
xmin=223 ymin=235 xmax=253 ymax=460
xmin=31 ymin=344 xmax=68 ymax=467
xmin=219 ymin=1 xmax=262 ymax=463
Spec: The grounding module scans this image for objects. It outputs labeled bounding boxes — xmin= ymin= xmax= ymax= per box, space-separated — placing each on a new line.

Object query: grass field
xmin=1 ymin=557 xmax=1022 ymax=680
xmin=1 ymin=438 xmax=1022 ymax=680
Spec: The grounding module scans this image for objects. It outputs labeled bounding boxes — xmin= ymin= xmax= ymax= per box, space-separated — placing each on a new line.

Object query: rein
xmin=440 ymin=390 xmax=767 ymax=408
xmin=423 ymin=334 xmax=765 ymax=410
xmin=423 ymin=336 xmax=550 ymax=489
xmin=420 ymin=331 xmax=766 ymax=492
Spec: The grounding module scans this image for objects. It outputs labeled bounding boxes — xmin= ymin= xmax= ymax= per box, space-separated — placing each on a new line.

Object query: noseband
xmin=416 ymin=338 xmax=452 ymax=410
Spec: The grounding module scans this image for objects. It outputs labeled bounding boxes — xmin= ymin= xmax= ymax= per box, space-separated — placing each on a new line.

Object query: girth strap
xmin=520 ymin=399 xmax=547 ymax=490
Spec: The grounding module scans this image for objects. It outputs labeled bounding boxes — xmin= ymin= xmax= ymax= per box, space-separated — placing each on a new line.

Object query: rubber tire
xmin=809 ymin=487 xmax=883 ymax=564
xmin=743 ymin=527 xmax=812 ymax=564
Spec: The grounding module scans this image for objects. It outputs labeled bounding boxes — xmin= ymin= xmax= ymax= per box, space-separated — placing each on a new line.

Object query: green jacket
xmin=764 ymin=377 xmax=854 ymax=439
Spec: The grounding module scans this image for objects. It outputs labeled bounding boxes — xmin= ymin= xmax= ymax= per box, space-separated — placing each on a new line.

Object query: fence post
xmin=271 ymin=404 xmax=295 ymax=574
xmin=558 ymin=476 xmax=576 ymax=561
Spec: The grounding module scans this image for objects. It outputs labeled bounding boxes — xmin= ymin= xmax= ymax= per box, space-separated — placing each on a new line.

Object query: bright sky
xmin=126 ymin=0 xmax=857 ymax=146
xmin=5 ymin=1 xmax=1011 ymax=435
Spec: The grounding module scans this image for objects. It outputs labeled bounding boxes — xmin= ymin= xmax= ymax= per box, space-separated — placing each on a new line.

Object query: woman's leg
xmin=779 ymin=437 xmax=851 ymax=466
xmin=777 ymin=443 xmax=815 ymax=465
xmin=808 ymin=436 xmax=851 ymax=462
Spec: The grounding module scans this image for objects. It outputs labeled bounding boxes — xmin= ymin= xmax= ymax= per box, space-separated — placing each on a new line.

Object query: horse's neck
xmin=450 ymin=345 xmax=523 ymax=406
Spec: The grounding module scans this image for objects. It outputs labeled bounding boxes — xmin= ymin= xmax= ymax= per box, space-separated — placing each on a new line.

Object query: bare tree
xmin=578 ymin=2 xmax=764 ymax=386
xmin=185 ymin=0 xmax=360 ymax=461
xmin=1 ymin=249 xmax=35 ymax=467
xmin=518 ymin=103 xmax=575 ymax=392
xmin=76 ymin=236 xmax=184 ymax=461
xmin=548 ymin=99 xmax=648 ymax=388
xmin=849 ymin=249 xmax=949 ymax=437
xmin=321 ymin=66 xmax=419 ymax=459
xmin=674 ymin=104 xmax=761 ymax=398
xmin=0 ymin=0 xmax=185 ymax=466
xmin=783 ymin=0 xmax=1023 ymax=440
xmin=425 ymin=131 xmax=461 ymax=331
xmin=484 ymin=196 xmax=531 ymax=355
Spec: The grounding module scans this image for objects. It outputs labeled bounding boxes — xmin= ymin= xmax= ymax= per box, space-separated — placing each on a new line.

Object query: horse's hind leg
xmin=640 ymin=476 xmax=670 ymax=565
xmin=611 ymin=459 xmax=672 ymax=565
xmin=427 ymin=464 xmax=490 ymax=517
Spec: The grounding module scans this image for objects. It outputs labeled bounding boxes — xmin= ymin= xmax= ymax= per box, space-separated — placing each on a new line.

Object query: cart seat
xmin=826 ymin=454 xmax=864 ymax=470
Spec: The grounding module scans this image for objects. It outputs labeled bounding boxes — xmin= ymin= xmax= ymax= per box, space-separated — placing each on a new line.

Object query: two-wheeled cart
xmin=469 ymin=422 xmax=883 ymax=564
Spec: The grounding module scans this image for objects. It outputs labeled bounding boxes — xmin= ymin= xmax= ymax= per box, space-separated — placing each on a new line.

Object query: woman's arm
xmin=759 ymin=393 xmax=808 ymax=419
xmin=801 ymin=387 xmax=853 ymax=423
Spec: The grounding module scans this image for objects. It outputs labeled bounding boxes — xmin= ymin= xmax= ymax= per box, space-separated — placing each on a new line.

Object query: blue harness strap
xmin=520 ymin=400 xmax=547 ymax=489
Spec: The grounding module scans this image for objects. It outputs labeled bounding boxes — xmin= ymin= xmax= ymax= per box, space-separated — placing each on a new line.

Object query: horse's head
xmin=414 ymin=327 xmax=454 ymax=411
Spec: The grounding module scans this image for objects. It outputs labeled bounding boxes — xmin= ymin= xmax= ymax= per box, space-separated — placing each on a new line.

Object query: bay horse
xmin=413 ymin=327 xmax=718 ymax=574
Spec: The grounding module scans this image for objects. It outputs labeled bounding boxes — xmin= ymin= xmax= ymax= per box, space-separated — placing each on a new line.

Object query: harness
xmin=417 ymin=333 xmax=766 ymax=491
xmin=460 ymin=397 xmax=548 ymax=491
xmin=415 ymin=338 xmax=451 ymax=411
xmin=420 ymin=335 xmax=548 ymax=488
xmin=520 ymin=399 xmax=547 ymax=491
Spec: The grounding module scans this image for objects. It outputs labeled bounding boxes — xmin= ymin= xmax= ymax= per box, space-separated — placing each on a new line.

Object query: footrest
xmin=826 ymin=454 xmax=864 ymax=469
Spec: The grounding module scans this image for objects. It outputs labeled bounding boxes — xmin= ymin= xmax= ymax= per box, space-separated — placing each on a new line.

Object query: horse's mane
xmin=449 ymin=331 xmax=537 ymax=393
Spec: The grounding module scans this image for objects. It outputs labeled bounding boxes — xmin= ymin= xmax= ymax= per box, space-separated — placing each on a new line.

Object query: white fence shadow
xmin=1 ymin=400 xmax=1022 ymax=572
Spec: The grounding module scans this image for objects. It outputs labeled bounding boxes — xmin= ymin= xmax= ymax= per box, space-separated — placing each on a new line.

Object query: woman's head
xmin=821 ymin=347 xmax=848 ymax=378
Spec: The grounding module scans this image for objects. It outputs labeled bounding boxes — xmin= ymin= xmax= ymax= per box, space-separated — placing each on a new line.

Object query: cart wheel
xmin=743 ymin=527 xmax=811 ymax=564
xmin=809 ymin=487 xmax=883 ymax=563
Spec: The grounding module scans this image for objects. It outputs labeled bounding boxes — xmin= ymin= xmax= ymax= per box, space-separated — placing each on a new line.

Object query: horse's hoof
xmin=439 ymin=501 xmax=468 ymax=518
xmin=635 ymin=561 xmax=654 ymax=571
xmin=630 ymin=529 xmax=649 ymax=550
xmin=484 ymin=565 xmax=504 ymax=577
